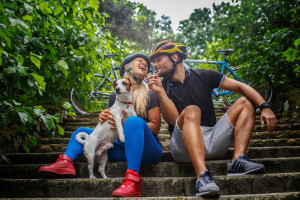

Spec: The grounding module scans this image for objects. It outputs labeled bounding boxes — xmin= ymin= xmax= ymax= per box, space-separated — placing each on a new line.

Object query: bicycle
xmin=70 ymin=54 xmax=119 ymax=115
xmin=184 ymin=49 xmax=273 ymax=109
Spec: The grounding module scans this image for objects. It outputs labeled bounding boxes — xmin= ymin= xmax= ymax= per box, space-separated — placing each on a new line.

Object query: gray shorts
xmin=169 ymin=112 xmax=234 ymax=162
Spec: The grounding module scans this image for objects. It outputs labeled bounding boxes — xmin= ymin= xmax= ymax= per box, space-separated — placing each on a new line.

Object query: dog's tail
xmin=75 ymin=132 xmax=89 ymax=145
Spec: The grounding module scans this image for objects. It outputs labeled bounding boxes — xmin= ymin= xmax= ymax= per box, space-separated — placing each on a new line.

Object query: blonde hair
xmin=123 ymin=71 xmax=149 ymax=118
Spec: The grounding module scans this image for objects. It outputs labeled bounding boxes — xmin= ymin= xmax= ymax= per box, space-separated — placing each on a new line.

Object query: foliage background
xmin=0 ymin=0 xmax=299 ymax=154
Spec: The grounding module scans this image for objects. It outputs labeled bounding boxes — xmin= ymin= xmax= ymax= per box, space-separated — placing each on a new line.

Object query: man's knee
xmin=181 ymin=105 xmax=201 ymax=120
xmin=177 ymin=105 xmax=201 ymax=130
xmin=236 ymin=97 xmax=255 ymax=110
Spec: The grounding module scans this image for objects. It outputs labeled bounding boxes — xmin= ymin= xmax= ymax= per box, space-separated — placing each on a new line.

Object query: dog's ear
xmin=111 ymin=80 xmax=118 ymax=88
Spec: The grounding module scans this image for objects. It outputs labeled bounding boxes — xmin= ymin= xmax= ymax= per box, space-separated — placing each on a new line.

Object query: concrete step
xmin=60 ymin=116 xmax=288 ymax=127
xmin=42 ymin=130 xmax=300 ymax=143
xmin=1 ymin=157 xmax=299 ymax=179
xmin=60 ymin=123 xmax=300 ymax=134
xmin=3 ymin=192 xmax=298 ymax=200
xmin=1 ymin=172 xmax=299 ymax=198
xmin=3 ymin=146 xmax=300 ymax=164
xmin=31 ymin=138 xmax=300 ymax=153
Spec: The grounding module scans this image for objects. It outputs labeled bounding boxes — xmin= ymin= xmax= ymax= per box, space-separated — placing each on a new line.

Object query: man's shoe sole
xmin=196 ymin=190 xmax=219 ymax=197
xmin=227 ymin=166 xmax=265 ymax=176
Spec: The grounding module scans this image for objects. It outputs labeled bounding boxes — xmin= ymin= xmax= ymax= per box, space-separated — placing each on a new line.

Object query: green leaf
xmin=41 ymin=115 xmax=54 ymax=131
xmin=29 ymin=136 xmax=38 ymax=146
xmin=0 ymin=29 xmax=11 ymax=48
xmin=17 ymin=111 xmax=28 ymax=124
xmin=34 ymin=106 xmax=44 ymax=116
xmin=54 ymin=6 xmax=64 ymax=16
xmin=57 ymin=60 xmax=69 ymax=78
xmin=22 ymin=144 xmax=30 ymax=153
xmin=294 ymin=38 xmax=300 ymax=47
xmin=56 ymin=124 xmax=64 ymax=136
xmin=39 ymin=2 xmax=53 ymax=15
xmin=8 ymin=17 xmax=29 ymax=29
xmin=4 ymin=66 xmax=16 ymax=74
xmin=89 ymin=0 xmax=99 ymax=11
xmin=22 ymin=15 xmax=33 ymax=21
xmin=31 ymin=73 xmax=46 ymax=91
xmin=24 ymin=3 xmax=33 ymax=14
xmin=30 ymin=56 xmax=41 ymax=69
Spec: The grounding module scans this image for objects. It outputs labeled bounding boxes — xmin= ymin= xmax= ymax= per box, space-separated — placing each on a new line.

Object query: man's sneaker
xmin=196 ymin=171 xmax=219 ymax=196
xmin=38 ymin=154 xmax=76 ymax=178
xmin=227 ymin=155 xmax=265 ymax=176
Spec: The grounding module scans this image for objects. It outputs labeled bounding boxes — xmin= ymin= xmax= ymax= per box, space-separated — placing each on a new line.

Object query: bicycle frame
xmin=184 ymin=58 xmax=246 ymax=98
xmin=90 ymin=63 xmax=119 ymax=100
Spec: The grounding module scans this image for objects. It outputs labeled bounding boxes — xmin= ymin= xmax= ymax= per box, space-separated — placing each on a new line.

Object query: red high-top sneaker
xmin=38 ymin=154 xmax=76 ymax=178
xmin=112 ymin=169 xmax=142 ymax=197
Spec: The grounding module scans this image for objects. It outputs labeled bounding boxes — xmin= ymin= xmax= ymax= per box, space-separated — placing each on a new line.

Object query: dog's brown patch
xmin=123 ymin=78 xmax=132 ymax=91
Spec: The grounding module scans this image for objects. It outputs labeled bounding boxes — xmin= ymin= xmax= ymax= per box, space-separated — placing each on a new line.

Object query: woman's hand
xmin=99 ymin=108 xmax=116 ymax=130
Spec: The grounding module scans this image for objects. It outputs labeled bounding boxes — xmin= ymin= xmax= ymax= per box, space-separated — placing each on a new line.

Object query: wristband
xmin=259 ymin=102 xmax=270 ymax=110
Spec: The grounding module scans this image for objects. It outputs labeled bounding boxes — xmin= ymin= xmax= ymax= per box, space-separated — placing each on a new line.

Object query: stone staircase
xmin=1 ymin=108 xmax=300 ymax=199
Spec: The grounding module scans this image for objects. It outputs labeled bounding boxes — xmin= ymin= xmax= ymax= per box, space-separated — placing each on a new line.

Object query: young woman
xmin=38 ymin=53 xmax=162 ymax=197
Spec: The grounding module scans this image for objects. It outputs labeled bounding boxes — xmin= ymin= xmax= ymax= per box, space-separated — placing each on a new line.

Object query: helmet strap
xmin=125 ymin=61 xmax=143 ymax=84
xmin=165 ymin=55 xmax=182 ymax=94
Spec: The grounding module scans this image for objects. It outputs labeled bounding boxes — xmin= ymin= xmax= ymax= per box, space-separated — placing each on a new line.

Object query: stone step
xmin=43 ymin=130 xmax=300 ymax=142
xmin=1 ymin=172 xmax=299 ymax=198
xmin=2 ymin=192 xmax=299 ymax=200
xmin=1 ymin=157 xmax=299 ymax=179
xmin=3 ymin=146 xmax=300 ymax=164
xmin=60 ymin=123 xmax=300 ymax=133
xmin=61 ymin=116 xmax=288 ymax=127
xmin=31 ymin=138 xmax=300 ymax=153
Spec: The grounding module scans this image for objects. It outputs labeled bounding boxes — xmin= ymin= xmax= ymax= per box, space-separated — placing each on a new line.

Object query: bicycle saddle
xmin=214 ymin=49 xmax=234 ymax=55
xmin=104 ymin=54 xmax=118 ymax=58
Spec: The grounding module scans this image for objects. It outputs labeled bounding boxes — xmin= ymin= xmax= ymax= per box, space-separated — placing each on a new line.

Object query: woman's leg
xmin=112 ymin=116 xmax=162 ymax=197
xmin=65 ymin=127 xmax=94 ymax=160
xmin=38 ymin=127 xmax=93 ymax=178
xmin=108 ymin=116 xmax=162 ymax=172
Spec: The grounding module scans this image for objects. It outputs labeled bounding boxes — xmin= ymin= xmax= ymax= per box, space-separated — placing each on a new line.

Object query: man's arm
xmin=220 ymin=77 xmax=277 ymax=132
xmin=147 ymin=74 xmax=179 ymax=125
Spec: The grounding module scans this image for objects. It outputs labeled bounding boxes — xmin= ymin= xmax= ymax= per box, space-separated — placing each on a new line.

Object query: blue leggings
xmin=65 ymin=116 xmax=162 ymax=173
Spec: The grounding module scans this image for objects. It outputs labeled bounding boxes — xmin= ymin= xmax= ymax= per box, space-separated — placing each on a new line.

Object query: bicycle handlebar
xmin=184 ymin=60 xmax=218 ymax=64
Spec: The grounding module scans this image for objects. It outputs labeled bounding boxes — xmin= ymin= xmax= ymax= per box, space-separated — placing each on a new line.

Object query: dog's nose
xmin=116 ymin=87 xmax=120 ymax=94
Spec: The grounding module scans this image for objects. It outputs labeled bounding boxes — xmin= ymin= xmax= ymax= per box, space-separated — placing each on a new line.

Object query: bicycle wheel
xmin=221 ymin=66 xmax=273 ymax=109
xmin=70 ymin=74 xmax=113 ymax=114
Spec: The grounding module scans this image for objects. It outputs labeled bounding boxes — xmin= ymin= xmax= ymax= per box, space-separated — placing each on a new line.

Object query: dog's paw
xmin=89 ymin=175 xmax=97 ymax=179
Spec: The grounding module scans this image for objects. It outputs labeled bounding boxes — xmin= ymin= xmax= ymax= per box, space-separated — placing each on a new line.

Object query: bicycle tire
xmin=221 ymin=66 xmax=273 ymax=110
xmin=70 ymin=73 xmax=114 ymax=114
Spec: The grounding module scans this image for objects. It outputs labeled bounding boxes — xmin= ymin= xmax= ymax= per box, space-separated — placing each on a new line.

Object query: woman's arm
xmin=146 ymin=107 xmax=161 ymax=135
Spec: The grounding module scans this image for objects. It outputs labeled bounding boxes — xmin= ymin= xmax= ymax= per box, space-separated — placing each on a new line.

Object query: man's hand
xmin=147 ymin=73 xmax=163 ymax=95
xmin=260 ymin=108 xmax=277 ymax=133
xmin=121 ymin=110 xmax=129 ymax=127
xmin=98 ymin=108 xmax=116 ymax=130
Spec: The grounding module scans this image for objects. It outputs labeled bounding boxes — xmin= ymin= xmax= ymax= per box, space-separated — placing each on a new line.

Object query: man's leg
xmin=176 ymin=105 xmax=207 ymax=178
xmin=227 ymin=97 xmax=255 ymax=161
xmin=176 ymin=105 xmax=219 ymax=196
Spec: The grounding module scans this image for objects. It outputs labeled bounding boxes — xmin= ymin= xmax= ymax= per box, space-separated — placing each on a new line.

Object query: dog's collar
xmin=117 ymin=99 xmax=132 ymax=105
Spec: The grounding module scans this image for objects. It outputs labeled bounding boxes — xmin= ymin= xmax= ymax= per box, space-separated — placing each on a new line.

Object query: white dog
xmin=76 ymin=78 xmax=136 ymax=179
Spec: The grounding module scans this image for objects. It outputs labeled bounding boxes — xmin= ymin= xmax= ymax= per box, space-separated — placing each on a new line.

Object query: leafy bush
xmin=0 ymin=0 xmax=115 ymax=152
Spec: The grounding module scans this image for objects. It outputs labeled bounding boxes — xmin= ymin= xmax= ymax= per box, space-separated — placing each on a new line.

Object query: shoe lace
xmin=202 ymin=171 xmax=215 ymax=184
